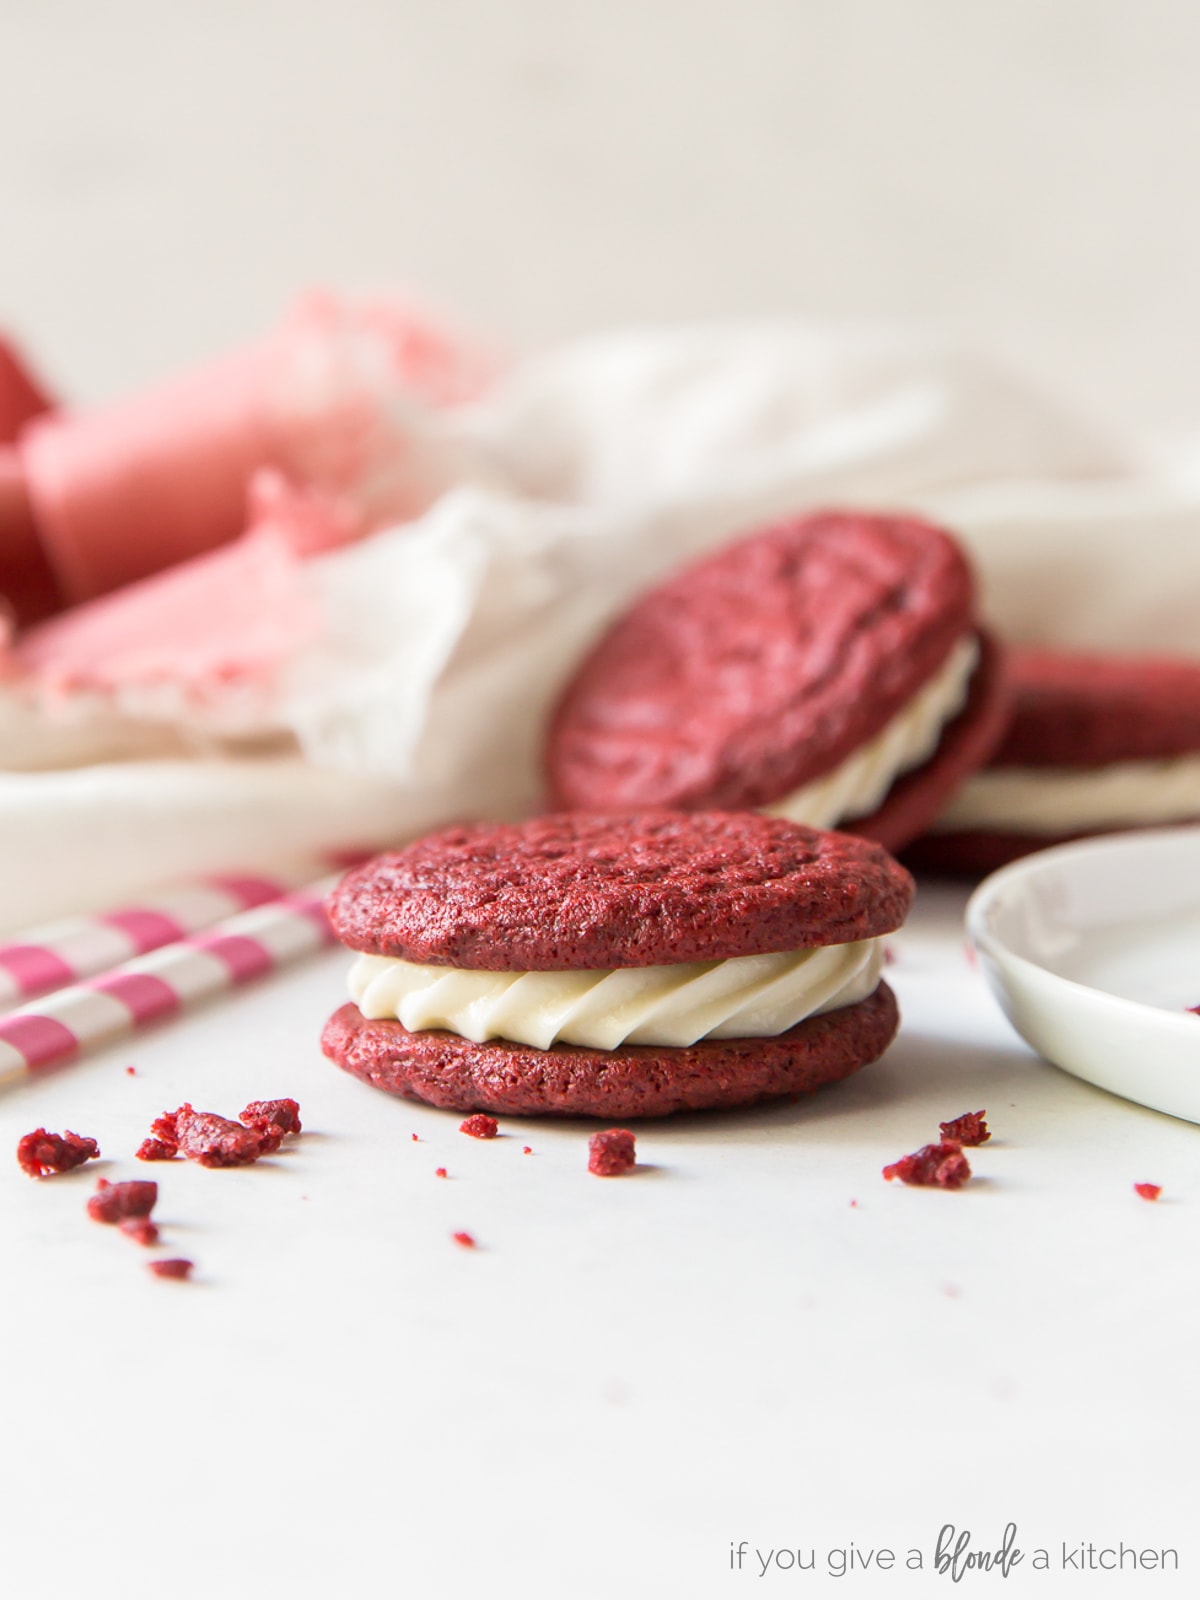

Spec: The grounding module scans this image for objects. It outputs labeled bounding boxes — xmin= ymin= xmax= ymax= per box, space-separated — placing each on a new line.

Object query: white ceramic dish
xmin=966 ymin=826 xmax=1200 ymax=1122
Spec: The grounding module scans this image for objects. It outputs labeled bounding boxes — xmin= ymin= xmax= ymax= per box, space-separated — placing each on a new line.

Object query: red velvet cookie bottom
xmin=322 ymin=982 xmax=899 ymax=1120
xmin=987 ymin=650 xmax=1200 ymax=768
xmin=849 ymin=631 xmax=1010 ymax=856
xmin=904 ymin=818 xmax=1200 ymax=879
xmin=903 ymin=828 xmax=1059 ymax=877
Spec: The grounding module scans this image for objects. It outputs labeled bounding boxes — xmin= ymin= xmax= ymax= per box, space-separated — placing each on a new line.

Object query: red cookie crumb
xmin=240 ymin=1098 xmax=302 ymax=1136
xmin=939 ymin=1110 xmax=991 ymax=1146
xmin=523 ymin=1146 xmax=533 ymax=1155
xmin=153 ymin=1104 xmax=270 ymax=1168
xmin=148 ymin=1258 xmax=193 ymax=1280
xmin=87 ymin=1179 xmax=158 ymax=1223
xmin=460 ymin=1114 xmax=499 ymax=1140
xmin=250 ymin=1121 xmax=286 ymax=1156
xmin=125 ymin=1065 xmax=137 ymax=1076
xmin=1134 ymin=1182 xmax=1162 ymax=1202
xmin=452 ymin=1230 xmax=476 ymax=1248
xmin=16 ymin=1128 xmax=100 ymax=1178
xmin=1188 ymin=1005 xmax=1200 ymax=1016
xmin=119 ymin=1217 xmax=160 ymax=1247
xmin=588 ymin=1128 xmax=637 ymax=1176
xmin=148 ymin=1108 xmax=180 ymax=1150
xmin=883 ymin=1142 xmax=972 ymax=1190
xmin=435 ymin=1167 xmax=448 ymax=1178
xmin=411 ymin=1132 xmax=419 ymax=1142
xmin=136 ymin=1138 xmax=178 ymax=1162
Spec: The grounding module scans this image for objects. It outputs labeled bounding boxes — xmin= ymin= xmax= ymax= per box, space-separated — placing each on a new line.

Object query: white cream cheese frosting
xmin=348 ymin=938 xmax=884 ymax=1051
xmin=930 ymin=758 xmax=1200 ymax=835
xmin=766 ymin=633 xmax=979 ymax=830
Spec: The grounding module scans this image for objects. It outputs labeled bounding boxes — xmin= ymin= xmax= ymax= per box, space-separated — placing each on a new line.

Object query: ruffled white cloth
xmin=2 ymin=321 xmax=1197 ymax=933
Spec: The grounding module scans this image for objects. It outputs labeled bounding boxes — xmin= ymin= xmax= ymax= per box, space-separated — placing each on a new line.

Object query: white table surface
xmin=1 ymin=880 xmax=1196 ymax=1598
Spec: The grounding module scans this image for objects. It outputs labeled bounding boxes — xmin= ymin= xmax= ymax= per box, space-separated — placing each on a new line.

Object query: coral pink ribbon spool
xmin=0 ymin=336 xmax=54 ymax=443
xmin=5 ymin=295 xmax=490 ymax=622
xmin=18 ymin=344 xmax=275 ymax=606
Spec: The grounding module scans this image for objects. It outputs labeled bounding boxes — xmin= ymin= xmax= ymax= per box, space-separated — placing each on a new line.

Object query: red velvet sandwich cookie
xmin=544 ymin=510 xmax=1008 ymax=855
xmin=321 ymin=811 xmax=912 ymax=1118
xmin=907 ymin=649 xmax=1200 ymax=874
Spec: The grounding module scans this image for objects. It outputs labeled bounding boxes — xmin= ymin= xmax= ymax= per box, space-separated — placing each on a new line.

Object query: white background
xmin=2 ymin=0 xmax=1200 ymax=435
xmin=3 ymin=4 xmax=1199 ymax=1595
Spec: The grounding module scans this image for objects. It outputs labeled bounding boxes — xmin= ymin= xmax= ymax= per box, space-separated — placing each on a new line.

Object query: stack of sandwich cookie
xmin=909 ymin=650 xmax=1200 ymax=873
xmin=321 ymin=812 xmax=913 ymax=1118
xmin=545 ymin=510 xmax=1009 ymax=853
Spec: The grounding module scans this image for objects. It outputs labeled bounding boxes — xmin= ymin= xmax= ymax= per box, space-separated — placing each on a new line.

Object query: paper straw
xmin=0 ymin=864 xmax=329 ymax=1010
xmin=0 ymin=877 xmax=339 ymax=1089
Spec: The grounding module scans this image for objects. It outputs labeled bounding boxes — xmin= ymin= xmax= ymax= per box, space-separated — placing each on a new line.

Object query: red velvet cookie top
xmin=991 ymin=651 xmax=1200 ymax=768
xmin=328 ymin=812 xmax=913 ymax=970
xmin=546 ymin=510 xmax=975 ymax=811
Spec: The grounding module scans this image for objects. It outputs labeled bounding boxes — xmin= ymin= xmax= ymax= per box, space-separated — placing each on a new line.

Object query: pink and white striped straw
xmin=0 ymin=876 xmax=340 ymax=1089
xmin=0 ymin=865 xmax=326 ymax=1010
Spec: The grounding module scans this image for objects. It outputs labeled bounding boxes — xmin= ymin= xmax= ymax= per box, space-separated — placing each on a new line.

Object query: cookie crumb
xmin=883 ymin=1142 xmax=971 ymax=1190
xmin=16 ymin=1128 xmax=100 ymax=1178
xmin=149 ymin=1104 xmax=270 ymax=1168
xmin=136 ymin=1138 xmax=177 ymax=1162
xmin=411 ymin=1132 xmax=420 ymax=1142
xmin=1134 ymin=1182 xmax=1162 ymax=1202
xmin=240 ymin=1098 xmax=302 ymax=1137
xmin=148 ymin=1108 xmax=180 ymax=1149
xmin=460 ymin=1114 xmax=498 ymax=1140
xmin=87 ymin=1179 xmax=158 ymax=1223
xmin=452 ymin=1230 xmax=476 ymax=1248
xmin=523 ymin=1146 xmax=533 ymax=1155
xmin=125 ymin=1065 xmax=137 ymax=1077
xmin=939 ymin=1110 xmax=991 ymax=1146
xmin=148 ymin=1258 xmax=193 ymax=1280
xmin=435 ymin=1167 xmax=447 ymax=1179
xmin=588 ymin=1128 xmax=637 ymax=1176
xmin=119 ymin=1217 xmax=160 ymax=1247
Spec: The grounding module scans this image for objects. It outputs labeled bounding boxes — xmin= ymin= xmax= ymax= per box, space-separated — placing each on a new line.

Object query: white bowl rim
xmin=964 ymin=824 xmax=1200 ymax=1039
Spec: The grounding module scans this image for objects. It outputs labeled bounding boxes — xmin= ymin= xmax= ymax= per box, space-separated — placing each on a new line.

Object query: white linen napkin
xmin=2 ymin=321 xmax=1195 ymax=933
